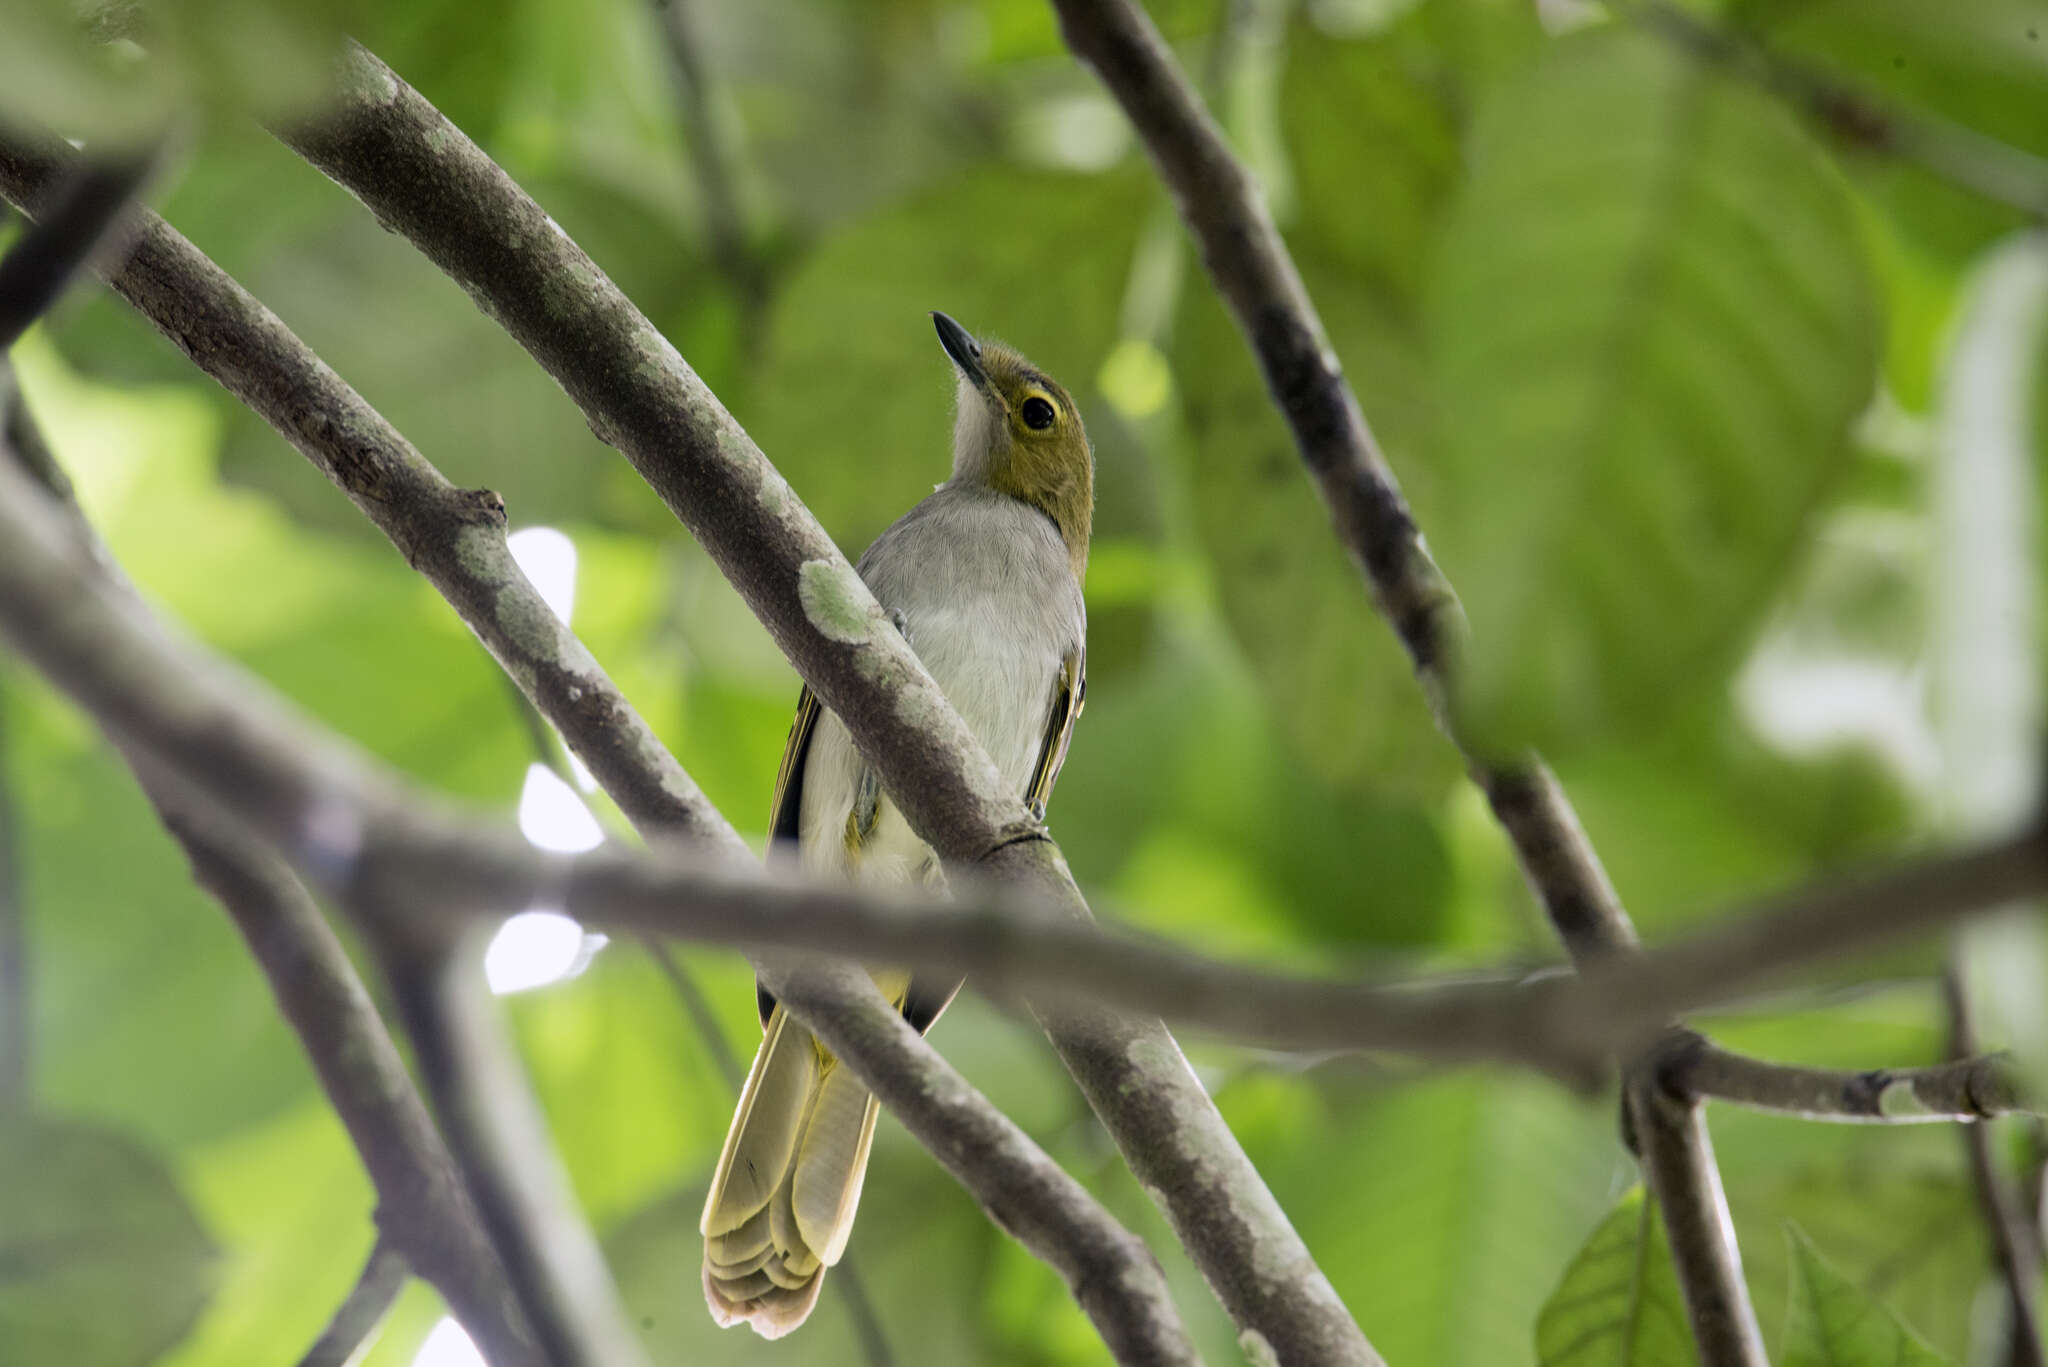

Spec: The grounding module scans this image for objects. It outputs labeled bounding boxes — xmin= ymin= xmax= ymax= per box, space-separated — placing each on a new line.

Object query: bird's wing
xmin=902 ymin=644 xmax=1086 ymax=1034
xmin=755 ymin=686 xmax=823 ymax=1026
xmin=1025 ymin=645 xmax=1086 ymax=822
xmin=768 ymin=685 xmax=823 ymax=849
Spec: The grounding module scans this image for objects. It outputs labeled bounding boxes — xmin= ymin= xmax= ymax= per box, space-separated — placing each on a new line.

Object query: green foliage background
xmin=0 ymin=0 xmax=2041 ymax=1362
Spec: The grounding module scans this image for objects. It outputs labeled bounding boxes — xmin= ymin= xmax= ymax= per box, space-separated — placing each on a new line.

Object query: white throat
xmin=950 ymin=374 xmax=1006 ymax=482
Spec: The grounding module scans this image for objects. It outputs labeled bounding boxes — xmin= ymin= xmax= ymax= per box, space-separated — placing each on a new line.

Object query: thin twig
xmin=649 ymin=0 xmax=769 ymax=353
xmin=274 ymin=46 xmax=1382 ymax=1363
xmin=1663 ymin=1031 xmax=2032 ymax=1123
xmin=1578 ymin=825 xmax=2048 ymax=1032
xmin=1945 ymin=967 xmax=2046 ymax=1367
xmin=1040 ymin=4 xmax=1761 ymax=1358
xmin=381 ymin=937 xmax=651 ymax=1367
xmin=0 ymin=149 xmax=154 ymax=349
xmin=296 ymin=1239 xmax=411 ymax=1367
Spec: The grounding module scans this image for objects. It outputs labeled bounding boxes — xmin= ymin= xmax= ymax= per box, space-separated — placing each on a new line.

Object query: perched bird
xmin=700 ymin=313 xmax=1092 ymax=1337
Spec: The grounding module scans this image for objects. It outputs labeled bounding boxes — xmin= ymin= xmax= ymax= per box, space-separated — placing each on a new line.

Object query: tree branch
xmin=1575 ymin=824 xmax=2048 ymax=1032
xmin=296 ymin=1238 xmax=411 ymax=1367
xmin=151 ymin=788 xmax=542 ymax=1367
xmin=0 ymin=371 xmax=540 ymax=1367
xmin=649 ymin=0 xmax=768 ymax=344
xmin=380 ymin=935 xmax=653 ymax=1367
xmin=1659 ymin=1029 xmax=2033 ymax=1123
xmin=274 ymin=44 xmax=1382 ymax=1362
xmin=1624 ymin=1066 xmax=1766 ymax=1364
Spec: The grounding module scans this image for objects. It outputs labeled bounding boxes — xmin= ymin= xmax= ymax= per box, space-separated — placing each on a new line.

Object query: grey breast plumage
xmin=795 ymin=482 xmax=1086 ymax=883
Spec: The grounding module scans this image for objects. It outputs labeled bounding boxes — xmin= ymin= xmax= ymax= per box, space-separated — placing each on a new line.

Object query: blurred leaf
xmin=160 ymin=1100 xmax=378 ymax=1367
xmin=1267 ymin=1072 xmax=1617 ymax=1366
xmin=1732 ymin=0 xmax=2045 ymax=264
xmin=1428 ymin=27 xmax=1877 ymax=755
xmin=1781 ymin=1227 xmax=1953 ymax=1367
xmin=0 ymin=1112 xmax=217 ymax=1367
xmin=1535 ymin=1185 xmax=1698 ymax=1367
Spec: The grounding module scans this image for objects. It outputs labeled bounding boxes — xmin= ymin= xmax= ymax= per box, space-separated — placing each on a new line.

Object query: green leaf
xmin=1781 ymin=1227 xmax=1953 ymax=1367
xmin=0 ymin=1113 xmax=218 ymax=1367
xmin=1535 ymin=1185 xmax=1699 ymax=1367
xmin=1176 ymin=262 xmax=1459 ymax=798
xmin=1281 ymin=22 xmax=1461 ymax=304
xmin=1427 ymin=27 xmax=1878 ymax=755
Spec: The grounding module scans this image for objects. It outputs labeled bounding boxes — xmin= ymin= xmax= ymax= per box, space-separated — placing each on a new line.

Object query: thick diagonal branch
xmin=278 ymin=45 xmax=1375 ymax=1364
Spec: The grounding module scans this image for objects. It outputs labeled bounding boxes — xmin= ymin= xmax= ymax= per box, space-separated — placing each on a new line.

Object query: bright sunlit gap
xmin=484 ymin=909 xmax=603 ymax=995
xmin=518 ymin=763 xmax=604 ymax=853
xmin=507 ymin=525 xmax=578 ymax=625
xmin=485 ymin=764 xmax=609 ymax=994
xmin=411 ymin=1317 xmax=484 ymax=1367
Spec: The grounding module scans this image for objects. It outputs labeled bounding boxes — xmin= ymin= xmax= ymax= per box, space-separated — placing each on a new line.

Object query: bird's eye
xmin=1021 ymin=396 xmax=1057 ymax=430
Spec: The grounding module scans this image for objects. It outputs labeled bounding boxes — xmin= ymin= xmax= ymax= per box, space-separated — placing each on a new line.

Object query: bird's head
xmin=932 ymin=311 xmax=1093 ymax=581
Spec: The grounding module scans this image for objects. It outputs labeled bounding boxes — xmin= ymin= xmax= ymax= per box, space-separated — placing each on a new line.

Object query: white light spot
xmin=566 ymin=750 xmax=597 ymax=792
xmin=1736 ymin=649 xmax=1938 ymax=790
xmin=518 ymin=763 xmax=604 ymax=853
xmin=412 ymin=1318 xmax=485 ymax=1367
xmin=508 ymin=526 xmax=578 ymax=625
xmin=485 ymin=909 xmax=606 ymax=995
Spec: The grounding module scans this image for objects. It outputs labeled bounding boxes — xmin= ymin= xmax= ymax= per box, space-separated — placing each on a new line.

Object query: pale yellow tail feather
xmin=702 ymin=1011 xmax=816 ymax=1239
xmin=701 ymin=1009 xmax=881 ymax=1338
xmin=793 ymin=1067 xmax=880 ymax=1266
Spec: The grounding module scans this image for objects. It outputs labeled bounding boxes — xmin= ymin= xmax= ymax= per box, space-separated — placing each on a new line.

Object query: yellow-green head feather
xmin=932 ymin=311 xmax=1094 ymax=582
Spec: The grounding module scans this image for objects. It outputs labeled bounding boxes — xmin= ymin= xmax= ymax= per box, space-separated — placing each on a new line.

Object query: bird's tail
xmin=700 ymin=1006 xmax=880 ymax=1338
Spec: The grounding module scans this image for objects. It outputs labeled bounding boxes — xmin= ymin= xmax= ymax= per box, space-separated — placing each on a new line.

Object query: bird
xmin=699 ymin=312 xmax=1092 ymax=1337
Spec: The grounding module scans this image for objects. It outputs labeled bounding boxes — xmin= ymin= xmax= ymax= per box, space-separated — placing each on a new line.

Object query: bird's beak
xmin=931 ymin=311 xmax=990 ymax=395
